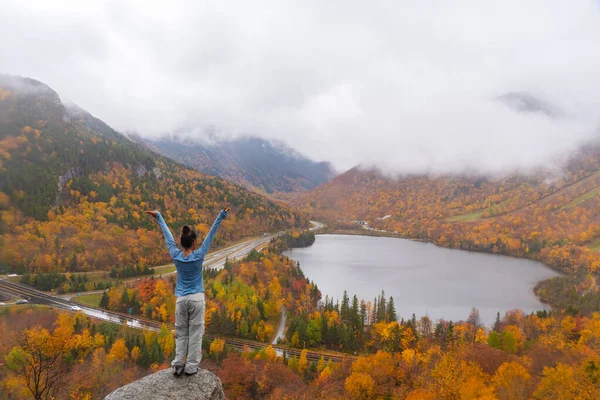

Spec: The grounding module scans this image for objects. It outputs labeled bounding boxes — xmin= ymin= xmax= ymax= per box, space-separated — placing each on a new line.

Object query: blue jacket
xmin=155 ymin=210 xmax=228 ymax=297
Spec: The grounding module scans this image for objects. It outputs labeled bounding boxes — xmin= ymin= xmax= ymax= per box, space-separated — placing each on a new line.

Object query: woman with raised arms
xmin=146 ymin=207 xmax=230 ymax=377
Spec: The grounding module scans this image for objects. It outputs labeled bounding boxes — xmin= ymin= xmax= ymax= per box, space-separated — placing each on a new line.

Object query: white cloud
xmin=1 ymin=0 xmax=599 ymax=173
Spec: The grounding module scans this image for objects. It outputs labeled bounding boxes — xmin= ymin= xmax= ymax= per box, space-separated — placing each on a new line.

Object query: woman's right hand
xmin=223 ymin=207 xmax=231 ymax=213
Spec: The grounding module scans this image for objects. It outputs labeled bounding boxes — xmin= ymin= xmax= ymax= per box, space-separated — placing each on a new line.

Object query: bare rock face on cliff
xmin=104 ymin=369 xmax=225 ymax=400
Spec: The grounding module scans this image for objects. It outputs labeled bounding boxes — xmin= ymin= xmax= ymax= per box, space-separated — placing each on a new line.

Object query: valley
xmin=3 ymin=1 xmax=600 ymax=397
xmin=2 ymin=75 xmax=600 ymax=399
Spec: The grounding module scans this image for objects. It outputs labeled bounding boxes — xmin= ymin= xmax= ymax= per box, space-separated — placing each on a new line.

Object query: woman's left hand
xmin=145 ymin=210 xmax=158 ymax=218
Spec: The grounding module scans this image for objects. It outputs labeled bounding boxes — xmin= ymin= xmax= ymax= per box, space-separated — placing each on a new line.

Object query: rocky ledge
xmin=104 ymin=368 xmax=225 ymax=400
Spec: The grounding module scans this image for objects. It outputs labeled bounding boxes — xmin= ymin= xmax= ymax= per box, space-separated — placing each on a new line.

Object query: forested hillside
xmin=0 ymin=75 xmax=308 ymax=274
xmin=145 ymin=135 xmax=335 ymax=194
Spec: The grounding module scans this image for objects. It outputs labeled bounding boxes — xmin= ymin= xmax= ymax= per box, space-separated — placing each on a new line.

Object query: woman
xmin=146 ymin=207 xmax=229 ymax=377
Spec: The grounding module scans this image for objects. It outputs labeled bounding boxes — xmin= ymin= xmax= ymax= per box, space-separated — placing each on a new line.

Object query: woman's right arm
xmin=195 ymin=209 xmax=228 ymax=258
xmin=147 ymin=210 xmax=179 ymax=258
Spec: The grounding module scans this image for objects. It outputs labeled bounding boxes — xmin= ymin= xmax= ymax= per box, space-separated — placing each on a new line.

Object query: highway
xmin=0 ymin=231 xmax=274 ymax=306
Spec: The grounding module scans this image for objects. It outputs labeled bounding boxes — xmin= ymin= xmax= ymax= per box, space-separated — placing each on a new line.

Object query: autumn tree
xmin=5 ymin=314 xmax=97 ymax=400
xmin=298 ymin=349 xmax=309 ymax=377
xmin=345 ymin=372 xmax=376 ymax=400
xmin=533 ymin=362 xmax=600 ymax=400
xmin=492 ymin=361 xmax=532 ymax=400
xmin=210 ymin=338 xmax=226 ymax=363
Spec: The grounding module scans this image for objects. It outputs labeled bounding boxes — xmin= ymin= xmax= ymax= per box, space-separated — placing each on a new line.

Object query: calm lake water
xmin=284 ymin=234 xmax=561 ymax=325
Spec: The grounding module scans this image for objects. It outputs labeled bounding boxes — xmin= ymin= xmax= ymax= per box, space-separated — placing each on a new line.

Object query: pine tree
xmin=386 ymin=296 xmax=397 ymax=322
xmin=377 ymin=290 xmax=387 ymax=322
xmin=493 ymin=311 xmax=501 ymax=332
xmin=359 ymin=300 xmax=367 ymax=328
xmin=341 ymin=290 xmax=350 ymax=323
xmin=446 ymin=321 xmax=455 ymax=346
xmin=145 ymin=303 xmax=153 ymax=319
xmin=120 ymin=287 xmax=130 ymax=313
xmin=99 ymin=291 xmax=109 ymax=308
xmin=351 ymin=295 xmax=360 ymax=327
xmin=70 ymin=254 xmax=77 ymax=272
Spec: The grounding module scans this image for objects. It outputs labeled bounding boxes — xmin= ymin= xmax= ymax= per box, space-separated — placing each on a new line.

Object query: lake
xmin=284 ymin=234 xmax=561 ymax=325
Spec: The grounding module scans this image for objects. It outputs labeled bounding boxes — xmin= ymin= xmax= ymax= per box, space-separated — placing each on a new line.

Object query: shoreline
xmin=323 ymin=228 xmax=568 ymax=276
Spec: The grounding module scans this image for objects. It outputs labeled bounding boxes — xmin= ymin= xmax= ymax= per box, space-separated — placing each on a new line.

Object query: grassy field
xmin=445 ymin=210 xmax=484 ymax=222
xmin=151 ymin=265 xmax=176 ymax=276
xmin=562 ymin=186 xmax=600 ymax=210
xmin=445 ymin=172 xmax=600 ymax=222
xmin=73 ymin=292 xmax=104 ymax=307
xmin=586 ymin=237 xmax=600 ymax=252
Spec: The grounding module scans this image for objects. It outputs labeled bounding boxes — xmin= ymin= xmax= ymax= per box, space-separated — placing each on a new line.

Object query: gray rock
xmin=104 ymin=369 xmax=225 ymax=400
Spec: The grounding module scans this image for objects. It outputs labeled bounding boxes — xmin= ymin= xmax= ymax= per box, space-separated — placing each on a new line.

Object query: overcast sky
xmin=2 ymin=0 xmax=600 ymax=173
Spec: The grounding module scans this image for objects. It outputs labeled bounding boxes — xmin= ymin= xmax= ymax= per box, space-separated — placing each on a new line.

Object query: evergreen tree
xmin=386 ymin=296 xmax=397 ymax=322
xmin=377 ymin=290 xmax=387 ymax=322
xmin=120 ymin=287 xmax=130 ymax=313
xmin=70 ymin=254 xmax=77 ymax=272
xmin=145 ymin=303 xmax=153 ymax=319
xmin=99 ymin=291 xmax=109 ymax=308
xmin=446 ymin=321 xmax=455 ymax=345
xmin=351 ymin=295 xmax=360 ymax=327
xmin=341 ymin=290 xmax=350 ymax=322
xmin=434 ymin=322 xmax=443 ymax=339
xmin=359 ymin=300 xmax=367 ymax=328
xmin=493 ymin=311 xmax=501 ymax=332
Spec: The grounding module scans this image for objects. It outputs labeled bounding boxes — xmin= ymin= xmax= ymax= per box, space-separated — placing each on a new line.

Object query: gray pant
xmin=172 ymin=292 xmax=205 ymax=373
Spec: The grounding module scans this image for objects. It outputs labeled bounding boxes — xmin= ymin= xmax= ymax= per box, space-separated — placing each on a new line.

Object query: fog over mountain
xmin=2 ymin=0 xmax=600 ymax=173
xmin=145 ymin=133 xmax=335 ymax=193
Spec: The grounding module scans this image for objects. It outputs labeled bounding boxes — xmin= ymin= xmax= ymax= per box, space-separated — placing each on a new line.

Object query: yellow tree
xmin=317 ymin=355 xmax=326 ymax=373
xmin=209 ymin=338 xmax=226 ymax=362
xmin=298 ymin=349 xmax=309 ymax=377
xmin=5 ymin=315 xmax=96 ymax=400
xmin=130 ymin=346 xmax=141 ymax=364
xmin=107 ymin=339 xmax=129 ymax=364
xmin=492 ymin=362 xmax=531 ymax=400
xmin=430 ymin=350 xmax=492 ymax=400
xmin=345 ymin=372 xmax=375 ymax=400
xmin=264 ymin=345 xmax=278 ymax=363
xmin=578 ymin=313 xmax=600 ymax=352
xmin=533 ymin=363 xmax=598 ymax=400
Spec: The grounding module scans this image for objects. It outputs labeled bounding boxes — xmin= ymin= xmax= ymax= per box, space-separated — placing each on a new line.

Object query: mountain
xmin=0 ymin=75 xmax=309 ymax=274
xmin=496 ymin=92 xmax=563 ymax=118
xmin=145 ymin=134 xmax=335 ymax=194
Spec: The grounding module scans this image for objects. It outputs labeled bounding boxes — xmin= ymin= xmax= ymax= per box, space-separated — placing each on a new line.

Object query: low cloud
xmin=1 ymin=0 xmax=599 ymax=173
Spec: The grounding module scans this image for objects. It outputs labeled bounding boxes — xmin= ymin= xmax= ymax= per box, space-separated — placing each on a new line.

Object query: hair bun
xmin=182 ymin=225 xmax=191 ymax=235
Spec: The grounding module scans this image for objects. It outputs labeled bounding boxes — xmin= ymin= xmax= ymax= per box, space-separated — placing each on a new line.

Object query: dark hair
xmin=181 ymin=225 xmax=197 ymax=249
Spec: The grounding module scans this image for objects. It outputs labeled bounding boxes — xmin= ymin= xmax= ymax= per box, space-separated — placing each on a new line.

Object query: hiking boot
xmin=173 ymin=365 xmax=185 ymax=378
xmin=184 ymin=369 xmax=198 ymax=376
